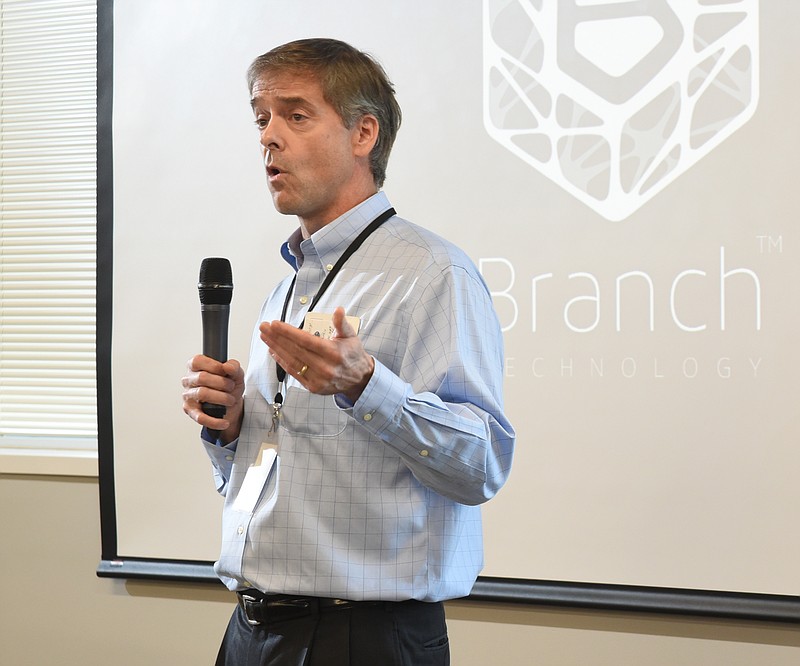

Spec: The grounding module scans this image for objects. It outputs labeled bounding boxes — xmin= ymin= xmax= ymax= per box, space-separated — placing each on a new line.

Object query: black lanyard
xmin=272 ymin=207 xmax=396 ymax=410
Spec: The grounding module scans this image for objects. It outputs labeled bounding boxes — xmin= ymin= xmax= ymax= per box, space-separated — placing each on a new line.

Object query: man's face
xmin=250 ymin=71 xmax=368 ymax=235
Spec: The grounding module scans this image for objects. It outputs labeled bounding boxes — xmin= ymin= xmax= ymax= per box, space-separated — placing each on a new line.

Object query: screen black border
xmin=94 ymin=0 xmax=800 ymax=624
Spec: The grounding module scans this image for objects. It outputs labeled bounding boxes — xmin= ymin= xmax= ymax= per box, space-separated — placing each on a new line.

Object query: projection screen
xmin=97 ymin=0 xmax=800 ymax=620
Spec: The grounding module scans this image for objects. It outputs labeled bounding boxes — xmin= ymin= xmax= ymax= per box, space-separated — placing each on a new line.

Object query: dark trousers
xmin=215 ymin=595 xmax=450 ymax=666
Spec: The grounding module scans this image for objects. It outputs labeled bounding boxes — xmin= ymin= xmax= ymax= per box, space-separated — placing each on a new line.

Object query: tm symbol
xmin=756 ymin=235 xmax=783 ymax=254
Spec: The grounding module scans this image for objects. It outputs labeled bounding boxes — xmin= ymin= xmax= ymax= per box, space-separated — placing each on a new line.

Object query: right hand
xmin=181 ymin=355 xmax=245 ymax=442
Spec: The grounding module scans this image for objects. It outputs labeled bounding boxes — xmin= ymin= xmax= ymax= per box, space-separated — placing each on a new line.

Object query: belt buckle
xmin=239 ymin=593 xmax=262 ymax=626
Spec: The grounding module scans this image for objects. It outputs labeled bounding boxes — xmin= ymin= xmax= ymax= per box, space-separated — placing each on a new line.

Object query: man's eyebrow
xmin=250 ymin=94 xmax=312 ymax=109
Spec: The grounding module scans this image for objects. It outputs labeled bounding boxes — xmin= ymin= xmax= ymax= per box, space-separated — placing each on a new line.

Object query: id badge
xmin=231 ymin=441 xmax=278 ymax=514
xmin=303 ymin=312 xmax=361 ymax=339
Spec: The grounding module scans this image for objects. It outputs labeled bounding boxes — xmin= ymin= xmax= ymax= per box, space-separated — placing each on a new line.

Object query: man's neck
xmin=298 ymin=185 xmax=379 ymax=239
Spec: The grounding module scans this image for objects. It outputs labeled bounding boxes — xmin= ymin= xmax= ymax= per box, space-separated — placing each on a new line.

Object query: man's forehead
xmin=250 ymin=69 xmax=321 ymax=102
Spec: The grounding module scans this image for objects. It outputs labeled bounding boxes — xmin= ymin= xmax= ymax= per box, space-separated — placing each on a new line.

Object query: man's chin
xmin=270 ymin=194 xmax=297 ymax=217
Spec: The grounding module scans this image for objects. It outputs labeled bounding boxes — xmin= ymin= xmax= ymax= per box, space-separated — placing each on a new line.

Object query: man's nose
xmin=259 ymin=118 xmax=282 ymax=151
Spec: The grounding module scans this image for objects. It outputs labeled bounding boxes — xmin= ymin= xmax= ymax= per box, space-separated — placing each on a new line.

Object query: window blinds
xmin=0 ymin=0 xmax=97 ymax=442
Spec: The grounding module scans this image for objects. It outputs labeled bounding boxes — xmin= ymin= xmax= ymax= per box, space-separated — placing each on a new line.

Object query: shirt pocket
xmin=279 ymin=385 xmax=349 ymax=438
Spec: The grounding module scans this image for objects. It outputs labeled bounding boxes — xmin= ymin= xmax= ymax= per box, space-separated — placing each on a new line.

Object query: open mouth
xmin=267 ymin=166 xmax=281 ymax=178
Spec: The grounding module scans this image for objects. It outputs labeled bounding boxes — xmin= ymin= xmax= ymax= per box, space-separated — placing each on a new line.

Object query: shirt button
xmin=299 ymin=295 xmax=309 ymax=305
xmin=225 ymin=455 xmax=233 ymax=461
xmin=419 ymin=449 xmax=429 ymax=457
xmin=363 ymin=413 xmax=373 ymax=422
xmin=326 ymin=264 xmax=334 ymax=272
xmin=237 ymin=526 xmax=244 ymax=535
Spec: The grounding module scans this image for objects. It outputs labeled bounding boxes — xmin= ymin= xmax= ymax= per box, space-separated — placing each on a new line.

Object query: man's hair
xmin=247 ymin=38 xmax=402 ymax=189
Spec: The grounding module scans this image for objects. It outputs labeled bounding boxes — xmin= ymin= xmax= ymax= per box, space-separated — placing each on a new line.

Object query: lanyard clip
xmin=268 ymin=392 xmax=283 ymax=436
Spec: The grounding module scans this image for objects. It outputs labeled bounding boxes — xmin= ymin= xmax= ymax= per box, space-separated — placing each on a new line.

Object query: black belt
xmin=237 ymin=591 xmax=379 ymax=626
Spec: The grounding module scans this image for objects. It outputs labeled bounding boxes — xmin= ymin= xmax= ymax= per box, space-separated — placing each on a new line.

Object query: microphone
xmin=198 ymin=257 xmax=233 ymax=421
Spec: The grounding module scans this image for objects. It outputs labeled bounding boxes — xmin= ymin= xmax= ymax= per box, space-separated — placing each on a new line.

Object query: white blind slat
xmin=0 ymin=0 xmax=98 ymax=444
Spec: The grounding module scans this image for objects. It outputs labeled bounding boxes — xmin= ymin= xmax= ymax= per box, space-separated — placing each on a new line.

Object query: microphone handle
xmin=201 ymin=304 xmax=230 ymax=419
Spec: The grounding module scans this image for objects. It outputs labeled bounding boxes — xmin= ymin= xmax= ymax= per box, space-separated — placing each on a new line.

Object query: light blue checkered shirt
xmin=203 ymin=192 xmax=515 ymax=602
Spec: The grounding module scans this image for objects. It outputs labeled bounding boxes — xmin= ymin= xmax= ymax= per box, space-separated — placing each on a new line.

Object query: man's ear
xmin=352 ymin=114 xmax=379 ymax=157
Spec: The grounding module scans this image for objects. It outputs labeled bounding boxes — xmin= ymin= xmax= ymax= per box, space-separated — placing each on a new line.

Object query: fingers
xmin=260 ymin=321 xmax=319 ymax=389
xmin=260 ymin=308 xmax=355 ymax=360
xmin=259 ymin=321 xmax=326 ymax=373
xmin=186 ymin=353 xmax=238 ymax=377
xmin=330 ymin=306 xmax=358 ymax=339
xmin=181 ymin=355 xmax=244 ymax=430
xmin=184 ymin=356 xmax=242 ymax=389
xmin=259 ymin=312 xmax=373 ymax=400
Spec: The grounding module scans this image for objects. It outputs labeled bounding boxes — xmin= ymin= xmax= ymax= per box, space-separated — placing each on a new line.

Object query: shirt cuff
xmin=201 ymin=428 xmax=238 ymax=465
xmin=200 ymin=426 xmax=221 ymax=445
xmin=335 ymin=359 xmax=407 ymax=436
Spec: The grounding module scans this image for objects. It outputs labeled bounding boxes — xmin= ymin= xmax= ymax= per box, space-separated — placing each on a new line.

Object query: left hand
xmin=259 ymin=307 xmax=375 ymax=403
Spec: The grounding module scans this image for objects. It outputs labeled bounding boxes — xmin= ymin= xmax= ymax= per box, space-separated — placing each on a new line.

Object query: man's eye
xmin=290 ymin=113 xmax=306 ymax=122
xmin=254 ymin=117 xmax=269 ymax=129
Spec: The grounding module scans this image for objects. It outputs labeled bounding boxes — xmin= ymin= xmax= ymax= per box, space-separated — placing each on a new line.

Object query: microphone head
xmin=198 ymin=257 xmax=233 ymax=305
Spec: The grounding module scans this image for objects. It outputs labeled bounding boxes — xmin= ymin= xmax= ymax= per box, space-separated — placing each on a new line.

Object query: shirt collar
xmin=279 ymin=191 xmax=393 ymax=273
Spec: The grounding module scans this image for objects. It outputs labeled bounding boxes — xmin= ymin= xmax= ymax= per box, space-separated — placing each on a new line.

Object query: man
xmin=181 ymin=38 xmax=515 ymax=665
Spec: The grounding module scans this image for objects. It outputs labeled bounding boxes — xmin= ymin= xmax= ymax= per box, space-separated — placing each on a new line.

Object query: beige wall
xmin=1 ymin=473 xmax=799 ymax=665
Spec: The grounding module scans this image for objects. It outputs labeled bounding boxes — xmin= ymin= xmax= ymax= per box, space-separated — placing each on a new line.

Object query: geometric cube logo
xmin=483 ymin=0 xmax=759 ymax=221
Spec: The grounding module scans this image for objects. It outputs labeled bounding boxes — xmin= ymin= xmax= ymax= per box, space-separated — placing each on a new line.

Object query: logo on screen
xmin=483 ymin=0 xmax=759 ymax=221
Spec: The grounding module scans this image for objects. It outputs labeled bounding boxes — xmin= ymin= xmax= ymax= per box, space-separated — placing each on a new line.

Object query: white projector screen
xmin=98 ymin=0 xmax=800 ymax=617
